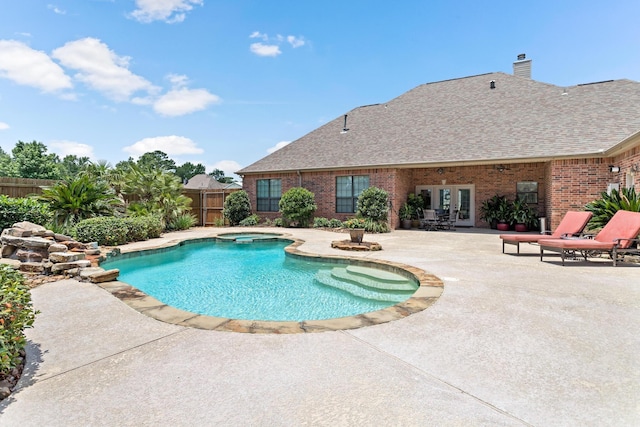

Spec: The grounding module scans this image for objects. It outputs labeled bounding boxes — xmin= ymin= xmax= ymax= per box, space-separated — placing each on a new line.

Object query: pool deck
xmin=1 ymin=227 xmax=639 ymax=426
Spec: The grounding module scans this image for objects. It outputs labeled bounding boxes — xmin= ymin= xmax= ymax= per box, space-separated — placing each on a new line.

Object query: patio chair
xmin=439 ymin=209 xmax=459 ymax=230
xmin=420 ymin=209 xmax=439 ymax=231
xmin=539 ymin=210 xmax=640 ymax=266
xmin=500 ymin=211 xmax=593 ymax=254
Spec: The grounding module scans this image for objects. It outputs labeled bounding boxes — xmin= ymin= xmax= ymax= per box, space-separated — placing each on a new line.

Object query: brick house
xmin=237 ymin=56 xmax=640 ymax=230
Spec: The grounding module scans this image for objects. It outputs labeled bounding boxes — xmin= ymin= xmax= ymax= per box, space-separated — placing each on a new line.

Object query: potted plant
xmin=399 ymin=203 xmax=412 ymax=229
xmin=495 ymin=196 xmax=513 ymax=231
xmin=343 ymin=217 xmax=366 ymax=243
xmin=511 ymin=199 xmax=539 ymax=232
xmin=480 ymin=194 xmax=504 ymax=229
xmin=407 ymin=193 xmax=424 ymax=228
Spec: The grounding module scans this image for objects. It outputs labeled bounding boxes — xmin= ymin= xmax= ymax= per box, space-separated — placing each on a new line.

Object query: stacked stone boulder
xmin=0 ymin=221 xmax=119 ymax=284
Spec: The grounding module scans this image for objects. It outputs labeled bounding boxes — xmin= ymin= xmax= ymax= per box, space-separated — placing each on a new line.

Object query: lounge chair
xmin=500 ymin=211 xmax=593 ymax=254
xmin=539 ymin=210 xmax=640 ymax=266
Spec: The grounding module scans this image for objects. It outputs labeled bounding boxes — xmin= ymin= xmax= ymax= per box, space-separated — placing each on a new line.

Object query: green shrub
xmin=166 ymin=212 xmax=196 ymax=231
xmin=74 ymin=217 xmax=129 ymax=246
xmin=328 ymin=218 xmax=343 ymax=228
xmin=363 ymin=218 xmax=390 ymax=233
xmin=0 ymin=265 xmax=37 ymax=375
xmin=223 ymin=191 xmax=251 ymax=226
xmin=357 ymin=187 xmax=389 ymax=222
xmin=0 ymin=196 xmax=51 ymax=232
xmin=313 ymin=217 xmax=331 ymax=228
xmin=122 ymin=217 xmax=149 ymax=241
xmin=274 ymin=218 xmax=284 ymax=227
xmin=75 ymin=215 xmax=163 ymax=245
xmin=279 ymin=187 xmax=317 ymax=228
xmin=239 ymin=214 xmax=259 ymax=226
xmin=213 ymin=217 xmax=225 ymax=227
xmin=585 ymin=188 xmax=640 ymax=229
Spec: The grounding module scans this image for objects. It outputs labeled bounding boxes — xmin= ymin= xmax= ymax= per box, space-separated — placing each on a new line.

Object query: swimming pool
xmin=102 ymin=237 xmax=419 ymax=322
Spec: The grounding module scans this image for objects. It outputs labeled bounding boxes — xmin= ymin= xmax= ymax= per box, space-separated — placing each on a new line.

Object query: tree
xmin=279 ymin=187 xmax=317 ymax=227
xmin=11 ymin=141 xmax=61 ymax=179
xmin=38 ymin=175 xmax=122 ymax=227
xmin=122 ymin=164 xmax=191 ymax=227
xmin=59 ymin=155 xmax=91 ymax=180
xmin=176 ymin=162 xmax=206 ymax=182
xmin=223 ymin=191 xmax=251 ymax=226
xmin=136 ymin=150 xmax=176 ymax=173
xmin=0 ymin=147 xmax=16 ymax=177
xmin=209 ymin=168 xmax=235 ymax=183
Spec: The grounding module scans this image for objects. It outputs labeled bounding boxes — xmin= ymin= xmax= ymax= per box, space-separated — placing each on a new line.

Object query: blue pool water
xmin=102 ymin=238 xmax=418 ymax=322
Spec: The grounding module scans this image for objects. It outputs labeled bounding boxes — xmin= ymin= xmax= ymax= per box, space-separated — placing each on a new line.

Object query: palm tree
xmin=122 ymin=164 xmax=191 ymax=227
xmin=37 ymin=176 xmax=122 ymax=227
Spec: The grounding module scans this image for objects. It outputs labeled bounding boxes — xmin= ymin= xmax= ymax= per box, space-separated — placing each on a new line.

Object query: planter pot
xmin=349 ymin=228 xmax=365 ymax=243
xmin=490 ymin=219 xmax=498 ymax=230
xmin=401 ymin=219 xmax=412 ymax=229
xmin=411 ymin=220 xmax=420 ymax=229
xmin=496 ymin=222 xmax=510 ymax=231
xmin=514 ymin=223 xmax=528 ymax=232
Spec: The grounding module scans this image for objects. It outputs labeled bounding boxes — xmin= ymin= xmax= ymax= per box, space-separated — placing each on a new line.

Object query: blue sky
xmin=1 ymin=1 xmax=638 ymax=179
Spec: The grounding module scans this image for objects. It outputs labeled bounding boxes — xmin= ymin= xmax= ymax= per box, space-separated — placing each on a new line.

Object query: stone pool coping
xmin=98 ymin=232 xmax=443 ymax=334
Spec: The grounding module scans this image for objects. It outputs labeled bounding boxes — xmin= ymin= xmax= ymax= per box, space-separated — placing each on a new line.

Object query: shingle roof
xmin=183 ymin=174 xmax=242 ymax=190
xmin=238 ymin=72 xmax=640 ymax=174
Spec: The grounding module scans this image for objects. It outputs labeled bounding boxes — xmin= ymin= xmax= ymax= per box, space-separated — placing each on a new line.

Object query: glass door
xmin=417 ymin=184 xmax=475 ymax=226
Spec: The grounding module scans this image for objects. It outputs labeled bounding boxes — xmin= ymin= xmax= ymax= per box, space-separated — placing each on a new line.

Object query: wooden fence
xmin=0 ymin=177 xmax=58 ymax=198
xmin=182 ymin=188 xmax=241 ymax=226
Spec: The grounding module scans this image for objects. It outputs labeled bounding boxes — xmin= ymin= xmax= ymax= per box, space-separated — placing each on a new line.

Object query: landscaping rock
xmin=16 ymin=250 xmax=43 ymax=263
xmin=49 ymin=252 xmax=86 ymax=263
xmin=48 ymin=243 xmax=69 ymax=253
xmin=85 ymin=248 xmax=102 ymax=256
xmin=54 ymin=233 xmax=73 ymax=242
xmin=1 ymin=245 xmax=16 ymax=258
xmin=51 ymin=260 xmax=92 ymax=273
xmin=19 ymin=262 xmax=45 ymax=273
xmin=88 ymin=269 xmax=120 ymax=283
xmin=12 ymin=221 xmax=47 ymax=235
xmin=78 ymin=267 xmax=106 ymax=279
xmin=2 ymin=228 xmax=32 ymax=238
xmin=0 ymin=387 xmax=10 ymax=400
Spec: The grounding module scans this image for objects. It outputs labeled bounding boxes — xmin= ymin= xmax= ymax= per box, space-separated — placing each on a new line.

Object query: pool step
xmin=335 ymin=266 xmax=417 ymax=291
xmin=314 ymin=269 xmax=415 ymax=303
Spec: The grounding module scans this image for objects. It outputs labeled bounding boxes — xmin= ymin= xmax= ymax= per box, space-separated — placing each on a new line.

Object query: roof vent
xmin=490 ymin=80 xmax=496 ymax=89
xmin=341 ymin=114 xmax=349 ymax=134
xmin=513 ymin=53 xmax=532 ymax=79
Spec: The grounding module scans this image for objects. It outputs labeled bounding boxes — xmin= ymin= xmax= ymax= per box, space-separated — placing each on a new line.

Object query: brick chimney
xmin=513 ymin=53 xmax=532 ymax=79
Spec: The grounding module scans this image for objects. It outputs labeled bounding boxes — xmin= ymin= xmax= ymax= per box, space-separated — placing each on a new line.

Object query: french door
xmin=415 ymin=184 xmax=475 ymax=227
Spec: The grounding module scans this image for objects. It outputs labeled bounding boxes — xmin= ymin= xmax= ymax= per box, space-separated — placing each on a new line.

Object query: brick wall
xmin=242 ymin=149 xmax=639 ymax=230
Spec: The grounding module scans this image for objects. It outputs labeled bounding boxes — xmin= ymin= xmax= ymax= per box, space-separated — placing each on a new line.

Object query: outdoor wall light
xmin=609 ymin=165 xmax=620 ymax=173
xmin=631 ymin=164 xmax=639 ymax=173
xmin=496 ymin=165 xmax=506 ymax=173
xmin=437 ymin=167 xmax=444 ymax=174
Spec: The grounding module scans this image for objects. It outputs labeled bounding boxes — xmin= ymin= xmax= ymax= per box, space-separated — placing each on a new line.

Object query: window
xmin=257 ymin=179 xmax=281 ymax=212
xmin=336 ymin=175 xmax=369 ymax=213
xmin=516 ymin=181 xmax=538 ymax=204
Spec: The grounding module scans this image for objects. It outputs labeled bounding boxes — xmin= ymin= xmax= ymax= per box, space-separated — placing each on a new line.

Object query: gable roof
xmin=183 ymin=174 xmax=242 ymax=190
xmin=238 ymin=72 xmax=640 ymax=174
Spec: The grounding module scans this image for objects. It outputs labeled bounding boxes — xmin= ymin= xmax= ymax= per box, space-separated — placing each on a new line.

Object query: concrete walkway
xmin=1 ymin=227 xmax=638 ymax=426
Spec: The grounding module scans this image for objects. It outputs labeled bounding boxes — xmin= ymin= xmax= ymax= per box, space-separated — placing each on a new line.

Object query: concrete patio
xmin=0 ymin=227 xmax=638 ymax=426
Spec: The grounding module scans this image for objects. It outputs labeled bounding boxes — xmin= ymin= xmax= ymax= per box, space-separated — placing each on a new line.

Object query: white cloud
xmin=267 ymin=141 xmax=291 ymax=154
xmin=52 ymin=37 xmax=157 ymax=102
xmin=124 ymin=135 xmax=204 ymax=156
xmin=49 ymin=140 xmax=95 ymax=158
xmin=0 ymin=122 xmax=9 ymax=130
xmin=287 ymin=36 xmax=305 ymax=48
xmin=153 ymin=87 xmax=220 ymax=116
xmin=250 ymin=43 xmax=281 ymax=57
xmin=249 ymin=32 xmax=306 ymax=57
xmin=249 ymin=31 xmax=268 ymax=41
xmin=47 ymin=4 xmax=66 ymax=14
xmin=130 ymin=0 xmax=203 ymax=23
xmin=0 ymin=40 xmax=72 ymax=93
xmin=166 ymin=73 xmax=189 ymax=88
